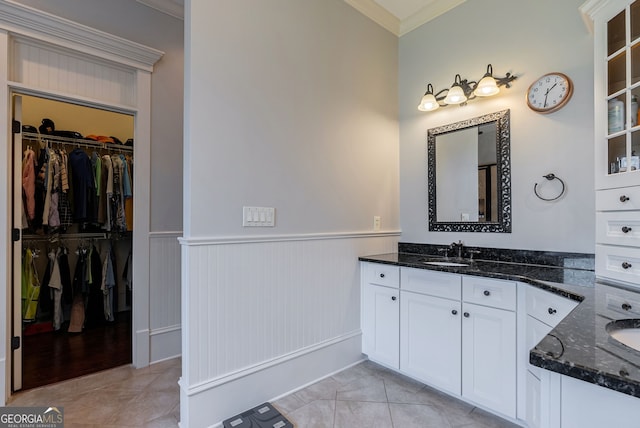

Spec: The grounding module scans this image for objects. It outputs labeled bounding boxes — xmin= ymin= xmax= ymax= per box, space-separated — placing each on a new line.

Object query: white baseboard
xmin=150 ymin=324 xmax=181 ymax=363
xmin=179 ymin=332 xmax=362 ymax=428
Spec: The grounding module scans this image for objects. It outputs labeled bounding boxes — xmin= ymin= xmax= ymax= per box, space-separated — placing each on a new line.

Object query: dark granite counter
xmin=359 ymin=251 xmax=640 ymax=399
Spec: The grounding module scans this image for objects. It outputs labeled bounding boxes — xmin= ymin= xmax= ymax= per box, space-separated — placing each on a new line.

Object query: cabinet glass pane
xmin=632 ymin=131 xmax=640 ymax=171
xmin=608 ymin=94 xmax=626 ymax=133
xmin=609 ymin=10 xmax=626 ymax=56
xmin=633 ymin=1 xmax=640 ymax=42
xmin=608 ymin=135 xmax=627 ymax=174
xmin=609 ymin=52 xmax=626 ymax=95
xmin=633 ymin=44 xmax=640 ymax=85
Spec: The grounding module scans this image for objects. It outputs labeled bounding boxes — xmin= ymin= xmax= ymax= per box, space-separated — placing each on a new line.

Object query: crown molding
xmin=344 ymin=0 xmax=400 ymax=35
xmin=136 ymin=0 xmax=184 ymax=20
xmin=345 ymin=0 xmax=467 ymax=37
xmin=399 ymin=0 xmax=467 ymax=36
xmin=0 ymin=0 xmax=164 ymax=71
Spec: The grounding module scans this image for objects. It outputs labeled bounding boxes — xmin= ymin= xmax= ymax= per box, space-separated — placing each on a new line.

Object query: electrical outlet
xmin=373 ymin=216 xmax=381 ymax=231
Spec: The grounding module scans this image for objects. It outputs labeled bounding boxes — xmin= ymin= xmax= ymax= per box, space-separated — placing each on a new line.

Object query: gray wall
xmin=14 ymin=0 xmax=184 ymax=232
xmin=400 ymin=0 xmax=595 ymax=252
xmin=185 ymin=0 xmax=399 ymax=237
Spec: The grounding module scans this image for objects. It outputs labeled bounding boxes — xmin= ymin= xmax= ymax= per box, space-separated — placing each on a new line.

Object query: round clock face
xmin=526 ymin=72 xmax=573 ymax=114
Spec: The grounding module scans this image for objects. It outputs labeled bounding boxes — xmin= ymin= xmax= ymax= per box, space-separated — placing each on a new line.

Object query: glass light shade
xmin=474 ymin=75 xmax=500 ymax=97
xmin=418 ymin=93 xmax=439 ymax=111
xmin=444 ymin=85 xmax=467 ymax=104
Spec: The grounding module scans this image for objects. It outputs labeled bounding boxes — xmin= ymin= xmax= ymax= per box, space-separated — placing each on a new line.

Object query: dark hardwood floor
xmin=20 ymin=311 xmax=132 ymax=391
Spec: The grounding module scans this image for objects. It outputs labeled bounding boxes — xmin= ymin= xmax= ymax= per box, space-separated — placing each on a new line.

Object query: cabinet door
xmin=462 ymin=302 xmax=516 ymax=418
xmin=362 ymin=283 xmax=399 ymax=369
xmin=400 ymin=290 xmax=461 ymax=395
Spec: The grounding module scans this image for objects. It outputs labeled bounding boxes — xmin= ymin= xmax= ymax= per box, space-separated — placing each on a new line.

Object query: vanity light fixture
xmin=418 ymin=64 xmax=517 ymax=112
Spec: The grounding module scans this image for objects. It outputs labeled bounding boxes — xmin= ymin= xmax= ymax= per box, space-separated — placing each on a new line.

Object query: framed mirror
xmin=427 ymin=109 xmax=511 ymax=232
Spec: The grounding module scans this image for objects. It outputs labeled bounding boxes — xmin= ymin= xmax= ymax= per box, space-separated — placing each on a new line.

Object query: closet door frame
xmin=0 ymin=3 xmax=163 ymax=403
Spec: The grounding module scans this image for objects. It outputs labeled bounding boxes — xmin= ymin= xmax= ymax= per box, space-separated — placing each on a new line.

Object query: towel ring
xmin=534 ymin=173 xmax=565 ymax=201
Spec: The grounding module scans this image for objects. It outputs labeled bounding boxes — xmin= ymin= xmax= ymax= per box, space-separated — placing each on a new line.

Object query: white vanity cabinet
xmin=361 ymin=262 xmax=400 ymax=369
xmin=362 ymin=265 xmax=519 ymax=419
xmin=582 ymin=0 xmax=640 ymax=287
xmin=400 ymin=269 xmax=462 ymax=395
xmin=461 ymin=276 xmax=517 ymax=419
xmin=524 ymin=285 xmax=578 ymax=428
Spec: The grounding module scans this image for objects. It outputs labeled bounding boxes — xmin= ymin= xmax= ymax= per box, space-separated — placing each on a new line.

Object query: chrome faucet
xmin=450 ymin=240 xmax=464 ymax=259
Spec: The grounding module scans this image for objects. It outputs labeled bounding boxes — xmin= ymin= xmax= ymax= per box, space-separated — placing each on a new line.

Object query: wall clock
xmin=526 ymin=72 xmax=574 ymax=114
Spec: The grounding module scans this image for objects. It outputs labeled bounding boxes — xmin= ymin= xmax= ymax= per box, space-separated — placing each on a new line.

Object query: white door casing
xmin=0 ymin=1 xmax=163 ymax=402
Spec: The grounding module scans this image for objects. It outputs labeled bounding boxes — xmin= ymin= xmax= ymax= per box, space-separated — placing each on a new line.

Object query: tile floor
xmin=273 ymin=360 xmax=520 ymax=428
xmin=6 ymin=357 xmax=520 ymax=427
xmin=7 ymin=357 xmax=181 ymax=427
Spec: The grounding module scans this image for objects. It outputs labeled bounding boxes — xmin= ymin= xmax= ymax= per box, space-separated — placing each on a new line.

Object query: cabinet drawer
xmin=526 ymin=286 xmax=578 ymax=327
xmin=401 ymin=267 xmax=461 ymax=300
xmin=596 ymin=211 xmax=640 ymax=247
xmin=596 ymin=186 xmax=640 ymax=211
xmin=595 ymin=285 xmax=640 ymax=319
xmin=363 ymin=262 xmax=399 ymax=288
xmin=462 ymin=276 xmax=516 ymax=311
xmin=595 ymin=244 xmax=640 ymax=286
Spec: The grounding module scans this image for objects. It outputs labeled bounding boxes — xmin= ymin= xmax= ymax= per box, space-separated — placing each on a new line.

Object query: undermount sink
xmin=606 ymin=319 xmax=640 ymax=352
xmin=423 ymin=261 xmax=469 ymax=267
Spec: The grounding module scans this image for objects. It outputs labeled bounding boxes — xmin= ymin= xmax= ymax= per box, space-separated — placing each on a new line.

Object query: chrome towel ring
xmin=534 ymin=173 xmax=565 ymax=201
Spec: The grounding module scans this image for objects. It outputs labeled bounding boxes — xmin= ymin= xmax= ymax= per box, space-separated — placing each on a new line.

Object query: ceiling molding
xmin=136 ymin=0 xmax=184 ymax=20
xmin=346 ymin=0 xmax=467 ymax=37
xmin=0 ymin=0 xmax=164 ymax=71
xmin=344 ymin=0 xmax=400 ymax=35
xmin=399 ymin=0 xmax=467 ymax=36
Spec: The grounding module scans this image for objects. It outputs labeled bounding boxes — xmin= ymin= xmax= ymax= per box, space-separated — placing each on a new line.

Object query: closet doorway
xmin=12 ymin=93 xmax=135 ymax=391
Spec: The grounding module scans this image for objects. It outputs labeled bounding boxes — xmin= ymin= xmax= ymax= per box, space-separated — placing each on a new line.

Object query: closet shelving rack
xmin=22 ymin=131 xmax=133 ymax=153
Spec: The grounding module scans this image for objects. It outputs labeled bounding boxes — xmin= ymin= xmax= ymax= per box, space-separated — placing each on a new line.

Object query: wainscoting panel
xmin=149 ymin=232 xmax=182 ymax=362
xmin=11 ymin=36 xmax=137 ymax=107
xmin=179 ymin=232 xmax=398 ymax=426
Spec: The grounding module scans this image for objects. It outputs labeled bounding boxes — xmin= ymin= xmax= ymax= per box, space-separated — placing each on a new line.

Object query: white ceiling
xmin=136 ymin=0 xmax=466 ymax=36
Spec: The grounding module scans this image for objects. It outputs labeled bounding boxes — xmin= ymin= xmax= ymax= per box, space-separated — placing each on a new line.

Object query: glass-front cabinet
xmin=589 ymin=0 xmax=640 ymax=189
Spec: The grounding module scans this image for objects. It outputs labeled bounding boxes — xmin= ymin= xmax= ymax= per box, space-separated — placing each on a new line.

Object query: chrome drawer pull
xmin=622 ymin=303 xmax=632 ymax=311
xmin=622 ymin=262 xmax=633 ymax=270
xmin=622 ymin=226 xmax=633 ymax=233
xmin=620 ymin=195 xmax=630 ymax=202
xmin=548 ymin=307 xmax=557 ymax=315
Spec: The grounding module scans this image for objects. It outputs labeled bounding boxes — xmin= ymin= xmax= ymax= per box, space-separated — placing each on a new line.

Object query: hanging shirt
xmin=68 ymin=148 xmax=96 ymax=223
xmin=22 ymin=147 xmax=37 ymax=221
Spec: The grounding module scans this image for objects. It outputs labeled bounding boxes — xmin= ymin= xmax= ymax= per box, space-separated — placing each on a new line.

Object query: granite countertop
xmin=359 ymin=251 xmax=640 ymax=399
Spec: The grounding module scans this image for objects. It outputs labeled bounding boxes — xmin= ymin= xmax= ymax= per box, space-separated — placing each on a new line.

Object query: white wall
xmin=183 ymin=0 xmax=399 ymax=425
xmin=400 ymin=0 xmax=595 ymax=252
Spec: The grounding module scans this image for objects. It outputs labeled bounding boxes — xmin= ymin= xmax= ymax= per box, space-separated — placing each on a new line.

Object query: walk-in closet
xmin=14 ymin=94 xmax=134 ymax=390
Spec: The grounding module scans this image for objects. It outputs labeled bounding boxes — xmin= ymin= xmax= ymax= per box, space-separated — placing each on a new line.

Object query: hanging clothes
xmin=68 ymin=148 xmax=96 ymax=224
xmin=68 ymin=246 xmax=87 ymax=333
xmin=101 ymin=244 xmax=116 ymax=322
xmin=47 ymin=248 xmax=64 ymax=331
xmin=22 ymin=147 xmax=37 ymax=225
xmin=21 ymin=248 xmax=41 ymax=322
xmin=85 ymin=244 xmax=104 ymax=328
xmin=59 ymin=245 xmax=73 ymax=306
xmin=57 ymin=149 xmax=73 ymax=230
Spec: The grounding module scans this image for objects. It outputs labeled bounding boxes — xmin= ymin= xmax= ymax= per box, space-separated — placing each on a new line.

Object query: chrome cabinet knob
xmin=379 ymin=273 xmax=385 ymax=278
xmin=622 ymin=262 xmax=633 ymax=269
xmin=451 ymin=309 xmax=458 ymax=315
xmin=620 ymin=195 xmax=630 ymax=202
xmin=391 ymin=296 xmax=397 ymax=301
xmin=548 ymin=307 xmax=557 ymax=315
xmin=622 ymin=226 xmax=633 ymax=233
xmin=463 ymin=312 xmax=470 ymax=318
xmin=483 ymin=290 xmax=491 ymax=296
xmin=622 ymin=303 xmax=632 ymax=311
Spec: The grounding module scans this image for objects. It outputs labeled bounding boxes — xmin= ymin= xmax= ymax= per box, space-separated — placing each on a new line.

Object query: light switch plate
xmin=243 ymin=206 xmax=275 ymax=227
